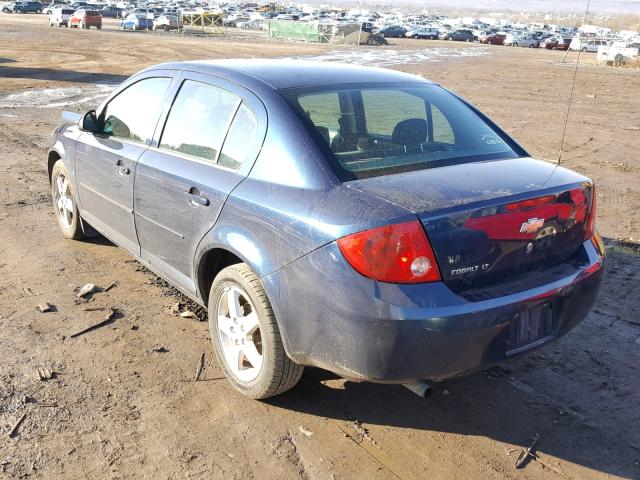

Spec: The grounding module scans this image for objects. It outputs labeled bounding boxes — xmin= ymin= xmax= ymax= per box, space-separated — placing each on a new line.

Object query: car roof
xmin=145 ymin=59 xmax=432 ymax=90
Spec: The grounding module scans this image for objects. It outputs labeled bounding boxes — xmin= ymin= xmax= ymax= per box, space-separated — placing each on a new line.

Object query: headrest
xmin=391 ymin=118 xmax=427 ymax=145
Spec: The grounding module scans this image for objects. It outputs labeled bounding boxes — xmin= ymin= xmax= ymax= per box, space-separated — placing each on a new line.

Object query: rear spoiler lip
xmin=61 ymin=111 xmax=82 ymax=125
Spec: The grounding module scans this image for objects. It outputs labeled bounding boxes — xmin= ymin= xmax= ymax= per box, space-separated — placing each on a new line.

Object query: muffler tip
xmin=403 ymin=382 xmax=433 ymax=399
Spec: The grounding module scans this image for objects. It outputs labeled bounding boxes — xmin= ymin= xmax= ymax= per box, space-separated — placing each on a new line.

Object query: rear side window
xmin=159 ymin=80 xmax=240 ymax=163
xmin=282 ymin=84 xmax=521 ymax=180
xmin=218 ymin=103 xmax=259 ymax=169
xmin=101 ymin=77 xmax=171 ymax=143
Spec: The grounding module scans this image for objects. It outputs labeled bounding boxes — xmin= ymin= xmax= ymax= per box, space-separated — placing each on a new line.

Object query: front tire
xmin=208 ymin=264 xmax=303 ymax=399
xmin=51 ymin=160 xmax=85 ymax=240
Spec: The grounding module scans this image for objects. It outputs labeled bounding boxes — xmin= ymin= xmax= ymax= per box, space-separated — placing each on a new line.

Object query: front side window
xmin=283 ymin=83 xmax=521 ymax=180
xmin=101 ymin=77 xmax=171 ymax=143
xmin=159 ymin=80 xmax=240 ymax=163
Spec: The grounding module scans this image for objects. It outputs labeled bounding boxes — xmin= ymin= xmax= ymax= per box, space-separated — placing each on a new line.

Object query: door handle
xmin=188 ymin=187 xmax=210 ymax=207
xmin=115 ymin=159 xmax=130 ymax=176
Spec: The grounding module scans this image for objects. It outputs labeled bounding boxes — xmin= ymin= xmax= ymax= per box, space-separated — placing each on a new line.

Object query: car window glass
xmin=159 ymin=80 xmax=240 ymax=162
xmin=431 ymin=104 xmax=455 ymax=144
xmin=101 ymin=77 xmax=171 ymax=143
xmin=218 ymin=103 xmax=259 ymax=170
xmin=362 ymin=89 xmax=426 ymax=136
xmin=299 ymin=91 xmax=340 ymax=144
xmin=284 ymin=84 xmax=518 ymax=180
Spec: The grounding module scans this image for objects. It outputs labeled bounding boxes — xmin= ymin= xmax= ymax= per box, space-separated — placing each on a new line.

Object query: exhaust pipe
xmin=403 ymin=382 xmax=433 ymax=399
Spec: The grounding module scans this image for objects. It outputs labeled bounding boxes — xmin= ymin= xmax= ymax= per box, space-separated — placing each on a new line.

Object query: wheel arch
xmin=196 ymin=247 xmax=245 ymax=305
xmin=47 ymin=147 xmax=65 ymax=183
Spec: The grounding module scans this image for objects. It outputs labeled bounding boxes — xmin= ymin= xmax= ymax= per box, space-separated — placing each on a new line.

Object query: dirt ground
xmin=1 ymin=14 xmax=639 ymax=480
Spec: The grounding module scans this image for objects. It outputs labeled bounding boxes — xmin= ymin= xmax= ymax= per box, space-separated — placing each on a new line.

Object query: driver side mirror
xmin=80 ymin=110 xmax=99 ymax=133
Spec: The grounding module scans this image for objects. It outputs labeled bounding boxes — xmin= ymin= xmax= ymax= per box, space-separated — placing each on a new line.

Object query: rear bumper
xmin=264 ymin=235 xmax=605 ymax=383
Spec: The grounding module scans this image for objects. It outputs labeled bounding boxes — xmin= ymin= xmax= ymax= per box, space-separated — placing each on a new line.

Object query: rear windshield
xmin=61 ymin=9 xmax=73 ymax=13
xmin=281 ymin=83 xmax=521 ymax=180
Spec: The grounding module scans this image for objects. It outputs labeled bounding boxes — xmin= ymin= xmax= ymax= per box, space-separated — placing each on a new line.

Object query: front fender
xmin=47 ymin=124 xmax=81 ymax=207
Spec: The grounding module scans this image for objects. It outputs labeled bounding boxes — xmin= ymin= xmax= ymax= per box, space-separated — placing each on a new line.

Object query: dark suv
xmin=446 ymin=29 xmax=475 ymax=42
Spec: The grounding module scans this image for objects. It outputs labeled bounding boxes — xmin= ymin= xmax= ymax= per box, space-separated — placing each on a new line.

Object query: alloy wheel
xmin=216 ymin=285 xmax=263 ymax=383
xmin=54 ymin=172 xmax=74 ymax=228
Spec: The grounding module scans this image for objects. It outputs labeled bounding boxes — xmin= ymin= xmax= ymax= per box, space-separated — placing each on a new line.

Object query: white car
xmin=43 ymin=3 xmax=63 ymax=15
xmin=48 ymin=7 xmax=74 ymax=27
xmin=152 ymin=13 xmax=182 ymax=31
xmin=577 ymin=39 xmax=607 ymax=53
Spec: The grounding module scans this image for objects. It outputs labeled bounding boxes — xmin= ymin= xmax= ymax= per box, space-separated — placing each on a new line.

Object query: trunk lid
xmin=347 ymin=158 xmax=594 ymax=293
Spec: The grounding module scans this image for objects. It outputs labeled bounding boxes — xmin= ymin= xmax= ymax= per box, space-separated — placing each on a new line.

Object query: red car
xmin=541 ymin=37 xmax=571 ymax=50
xmin=480 ymin=33 xmax=506 ymax=45
xmin=68 ymin=9 xmax=102 ymax=29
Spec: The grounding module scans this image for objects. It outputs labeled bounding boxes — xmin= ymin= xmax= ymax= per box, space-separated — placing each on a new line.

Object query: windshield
xmin=281 ymin=83 xmax=522 ymax=180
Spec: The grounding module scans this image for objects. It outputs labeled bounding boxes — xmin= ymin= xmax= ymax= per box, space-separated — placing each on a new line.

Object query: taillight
xmin=504 ymin=195 xmax=556 ymax=212
xmin=337 ymin=220 xmax=441 ymax=284
xmin=585 ymin=184 xmax=596 ymax=240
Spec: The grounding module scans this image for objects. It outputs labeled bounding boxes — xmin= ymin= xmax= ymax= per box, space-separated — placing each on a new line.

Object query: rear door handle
xmin=115 ymin=159 xmax=130 ymax=176
xmin=188 ymin=187 xmax=210 ymax=207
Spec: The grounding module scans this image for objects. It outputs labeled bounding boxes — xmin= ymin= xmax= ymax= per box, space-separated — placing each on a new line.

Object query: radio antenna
xmin=558 ymin=0 xmax=591 ymax=165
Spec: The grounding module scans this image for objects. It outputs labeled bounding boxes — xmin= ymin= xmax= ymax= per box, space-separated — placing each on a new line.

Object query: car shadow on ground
xmin=267 ymin=242 xmax=640 ymax=478
xmin=270 ymin=367 xmax=635 ymax=477
xmin=0 ymin=65 xmax=127 ymax=84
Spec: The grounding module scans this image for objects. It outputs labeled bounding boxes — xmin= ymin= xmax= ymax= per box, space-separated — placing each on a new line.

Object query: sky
xmin=334 ymin=0 xmax=640 ymax=15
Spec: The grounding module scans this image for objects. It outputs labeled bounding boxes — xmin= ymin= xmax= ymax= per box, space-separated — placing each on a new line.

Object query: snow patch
xmin=0 ymin=84 xmax=116 ymax=109
xmin=290 ymin=46 xmax=491 ymax=67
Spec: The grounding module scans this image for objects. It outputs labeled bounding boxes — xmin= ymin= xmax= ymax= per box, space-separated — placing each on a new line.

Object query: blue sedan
xmin=121 ymin=13 xmax=153 ymax=30
xmin=47 ymin=60 xmax=604 ymax=399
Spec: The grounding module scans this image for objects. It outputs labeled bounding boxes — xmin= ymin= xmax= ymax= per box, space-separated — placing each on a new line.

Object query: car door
xmin=133 ymin=72 xmax=267 ymax=294
xmin=75 ymin=72 xmax=174 ymax=255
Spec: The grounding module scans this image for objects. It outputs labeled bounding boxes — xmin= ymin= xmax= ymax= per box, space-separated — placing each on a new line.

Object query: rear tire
xmin=208 ymin=264 xmax=303 ymax=399
xmin=51 ymin=160 xmax=85 ymax=240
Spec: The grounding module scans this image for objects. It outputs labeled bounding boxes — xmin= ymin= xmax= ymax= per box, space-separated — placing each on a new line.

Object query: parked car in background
xmin=444 ymin=29 xmax=475 ymax=42
xmin=13 ymin=1 xmax=43 ymax=13
xmin=48 ymin=60 xmax=603 ymax=399
xmin=121 ymin=13 xmax=153 ymax=30
xmin=2 ymin=2 xmax=16 ymax=12
xmin=68 ymin=1 xmax=88 ymax=10
xmin=43 ymin=1 xmax=66 ymax=15
xmin=377 ymin=25 xmax=407 ymax=38
xmin=68 ymin=9 xmax=101 ymax=29
xmin=405 ymin=27 xmax=439 ymax=39
xmin=574 ymin=39 xmax=607 ymax=52
xmin=48 ymin=8 xmax=74 ymax=26
xmin=122 ymin=7 xmax=153 ymax=19
xmin=224 ymin=16 xmax=249 ymax=27
xmin=236 ymin=18 xmax=264 ymax=30
xmin=100 ymin=5 xmax=123 ymax=18
xmin=504 ymin=34 xmax=540 ymax=48
xmin=479 ymin=33 xmax=506 ymax=45
xmin=153 ymin=13 xmax=181 ymax=31
xmin=541 ymin=37 xmax=571 ymax=50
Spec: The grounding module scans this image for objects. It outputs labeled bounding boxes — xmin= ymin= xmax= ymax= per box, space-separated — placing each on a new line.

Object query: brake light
xmin=337 ymin=221 xmax=441 ymax=283
xmin=585 ymin=184 xmax=596 ymax=240
xmin=504 ymin=195 xmax=556 ymax=212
